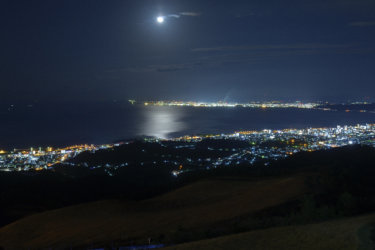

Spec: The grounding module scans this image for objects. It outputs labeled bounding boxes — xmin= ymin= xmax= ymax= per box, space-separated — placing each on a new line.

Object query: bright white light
xmin=141 ymin=107 xmax=186 ymax=139
xmin=157 ymin=16 xmax=165 ymax=23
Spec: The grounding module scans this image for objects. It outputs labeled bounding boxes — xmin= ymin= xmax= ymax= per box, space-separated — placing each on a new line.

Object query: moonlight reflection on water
xmin=2 ymin=104 xmax=375 ymax=149
xmin=141 ymin=106 xmax=186 ymax=139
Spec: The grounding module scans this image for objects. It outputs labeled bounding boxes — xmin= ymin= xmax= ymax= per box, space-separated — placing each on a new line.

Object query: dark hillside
xmin=1 ymin=145 xmax=375 ymax=249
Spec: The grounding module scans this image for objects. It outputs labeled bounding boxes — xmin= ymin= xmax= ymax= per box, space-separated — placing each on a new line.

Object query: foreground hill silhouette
xmin=0 ymin=175 xmax=306 ymax=249
xmin=165 ymin=213 xmax=375 ymax=250
xmin=1 ymin=145 xmax=375 ymax=249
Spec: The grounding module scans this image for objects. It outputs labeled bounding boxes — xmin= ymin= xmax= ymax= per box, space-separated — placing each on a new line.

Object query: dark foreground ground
xmin=1 ymin=145 xmax=375 ymax=249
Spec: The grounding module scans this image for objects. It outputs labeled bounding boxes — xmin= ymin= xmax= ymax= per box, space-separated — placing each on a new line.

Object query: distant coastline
xmin=1 ymin=102 xmax=375 ymax=150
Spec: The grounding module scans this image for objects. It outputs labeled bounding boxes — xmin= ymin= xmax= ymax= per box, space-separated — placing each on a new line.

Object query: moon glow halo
xmin=157 ymin=16 xmax=165 ymax=23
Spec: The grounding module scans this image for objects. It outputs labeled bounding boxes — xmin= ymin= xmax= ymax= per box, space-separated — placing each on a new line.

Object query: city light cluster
xmin=165 ymin=124 xmax=375 ymax=175
xmin=0 ymin=144 xmax=118 ymax=172
xmin=143 ymin=101 xmax=320 ymax=109
xmin=1 ymin=124 xmax=374 ymax=175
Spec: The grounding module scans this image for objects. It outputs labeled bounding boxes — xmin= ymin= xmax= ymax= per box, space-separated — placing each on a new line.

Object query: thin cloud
xmin=235 ymin=12 xmax=256 ymax=18
xmin=349 ymin=21 xmax=375 ymax=27
xmin=179 ymin=12 xmax=202 ymax=17
xmin=156 ymin=64 xmax=192 ymax=72
xmin=191 ymin=43 xmax=351 ymax=52
xmin=124 ymin=64 xmax=194 ymax=73
xmin=112 ymin=43 xmax=372 ymax=74
xmin=162 ymin=12 xmax=202 ymax=19
xmin=167 ymin=14 xmax=180 ymax=18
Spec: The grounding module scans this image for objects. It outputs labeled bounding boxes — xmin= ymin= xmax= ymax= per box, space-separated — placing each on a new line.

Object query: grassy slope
xmin=165 ymin=213 xmax=375 ymax=250
xmin=0 ymin=175 xmax=306 ymax=249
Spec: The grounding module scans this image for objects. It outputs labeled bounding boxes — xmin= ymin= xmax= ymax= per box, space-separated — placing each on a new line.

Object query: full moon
xmin=157 ymin=16 xmax=165 ymax=23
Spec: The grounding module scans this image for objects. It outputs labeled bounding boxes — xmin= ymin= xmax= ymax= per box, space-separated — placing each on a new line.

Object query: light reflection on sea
xmin=1 ymin=103 xmax=375 ymax=149
xmin=140 ymin=106 xmax=186 ymax=139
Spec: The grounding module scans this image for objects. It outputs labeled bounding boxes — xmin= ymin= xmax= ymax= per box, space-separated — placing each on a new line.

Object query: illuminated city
xmin=142 ymin=100 xmax=320 ymax=109
xmin=0 ymin=144 xmax=117 ymax=172
xmin=2 ymin=124 xmax=374 ymax=176
xmin=139 ymin=100 xmax=375 ymax=113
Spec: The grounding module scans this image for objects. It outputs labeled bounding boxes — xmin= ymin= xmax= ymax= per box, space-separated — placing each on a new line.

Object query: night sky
xmin=2 ymin=0 xmax=375 ymax=103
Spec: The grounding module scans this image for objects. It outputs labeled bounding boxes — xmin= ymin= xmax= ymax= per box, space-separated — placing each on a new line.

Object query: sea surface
xmin=1 ymin=102 xmax=375 ymax=149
